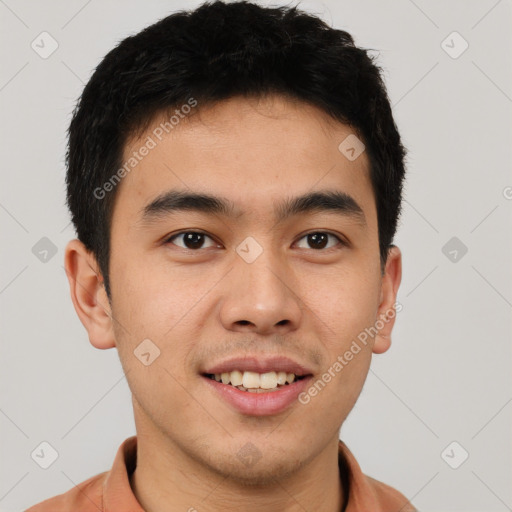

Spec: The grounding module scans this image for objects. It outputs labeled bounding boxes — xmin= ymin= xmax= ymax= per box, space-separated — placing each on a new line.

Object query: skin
xmin=64 ymin=94 xmax=402 ymax=512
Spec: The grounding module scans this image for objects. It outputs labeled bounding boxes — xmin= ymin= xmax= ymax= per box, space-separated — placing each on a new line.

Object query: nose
xmin=219 ymin=250 xmax=303 ymax=336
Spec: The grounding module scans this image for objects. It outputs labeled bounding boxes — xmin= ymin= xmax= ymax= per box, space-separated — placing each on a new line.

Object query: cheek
xmin=304 ymin=264 xmax=381 ymax=339
xmin=110 ymin=277 xmax=196 ymax=429
xmin=110 ymin=255 xmax=213 ymax=381
xmin=295 ymin=343 xmax=372 ymax=434
xmin=299 ymin=265 xmax=380 ymax=412
xmin=110 ymin=253 xmax=195 ymax=335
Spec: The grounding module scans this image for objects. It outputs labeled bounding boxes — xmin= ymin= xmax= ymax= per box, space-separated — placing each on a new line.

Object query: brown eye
xmin=166 ymin=231 xmax=218 ymax=250
xmin=295 ymin=232 xmax=344 ymax=250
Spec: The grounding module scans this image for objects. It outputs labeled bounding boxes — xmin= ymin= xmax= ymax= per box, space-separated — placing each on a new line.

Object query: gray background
xmin=1 ymin=0 xmax=511 ymax=511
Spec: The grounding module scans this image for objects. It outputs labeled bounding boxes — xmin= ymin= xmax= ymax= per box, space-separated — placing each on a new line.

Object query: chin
xmin=188 ymin=439 xmax=307 ymax=486
xmin=211 ymin=455 xmax=303 ymax=487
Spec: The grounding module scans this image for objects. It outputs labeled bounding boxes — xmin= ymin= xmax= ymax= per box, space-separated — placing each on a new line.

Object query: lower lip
xmin=202 ymin=375 xmax=312 ymax=416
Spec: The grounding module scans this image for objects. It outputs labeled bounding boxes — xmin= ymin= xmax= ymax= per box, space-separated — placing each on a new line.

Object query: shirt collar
xmin=102 ymin=435 xmax=412 ymax=512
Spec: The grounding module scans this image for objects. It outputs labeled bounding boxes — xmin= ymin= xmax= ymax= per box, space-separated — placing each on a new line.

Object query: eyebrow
xmin=139 ymin=189 xmax=366 ymax=226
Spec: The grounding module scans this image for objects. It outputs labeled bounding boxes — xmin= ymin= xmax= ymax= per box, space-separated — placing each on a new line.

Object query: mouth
xmin=200 ymin=357 xmax=314 ymax=416
xmin=203 ymin=370 xmax=308 ymax=393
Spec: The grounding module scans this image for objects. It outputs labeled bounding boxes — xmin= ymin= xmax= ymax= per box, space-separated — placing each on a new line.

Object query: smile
xmin=205 ymin=370 xmax=306 ymax=392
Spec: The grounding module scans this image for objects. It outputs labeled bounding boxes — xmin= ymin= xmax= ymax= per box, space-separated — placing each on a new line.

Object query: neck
xmin=129 ymin=428 xmax=345 ymax=512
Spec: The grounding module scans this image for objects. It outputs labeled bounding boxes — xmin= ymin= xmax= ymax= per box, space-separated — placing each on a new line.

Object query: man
xmin=27 ymin=1 xmax=415 ymax=510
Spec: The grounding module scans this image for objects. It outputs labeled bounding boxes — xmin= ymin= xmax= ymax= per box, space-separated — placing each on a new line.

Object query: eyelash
xmin=163 ymin=230 xmax=347 ymax=252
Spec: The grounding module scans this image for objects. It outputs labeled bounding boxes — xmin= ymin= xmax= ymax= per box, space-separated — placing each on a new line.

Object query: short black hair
xmin=66 ymin=0 xmax=407 ymax=300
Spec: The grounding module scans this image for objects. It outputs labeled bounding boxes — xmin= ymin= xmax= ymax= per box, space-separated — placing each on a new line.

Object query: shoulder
xmin=24 ymin=471 xmax=108 ymax=512
xmin=365 ymin=475 xmax=418 ymax=512
xmin=338 ymin=440 xmax=417 ymax=512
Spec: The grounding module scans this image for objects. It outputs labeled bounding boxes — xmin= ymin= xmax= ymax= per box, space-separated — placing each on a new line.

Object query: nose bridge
xmin=239 ymin=249 xmax=287 ymax=302
xmin=219 ymin=238 xmax=303 ymax=333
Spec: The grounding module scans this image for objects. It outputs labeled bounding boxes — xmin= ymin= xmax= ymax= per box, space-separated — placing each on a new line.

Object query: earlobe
xmin=372 ymin=245 xmax=402 ymax=355
xmin=64 ymin=239 xmax=116 ymax=350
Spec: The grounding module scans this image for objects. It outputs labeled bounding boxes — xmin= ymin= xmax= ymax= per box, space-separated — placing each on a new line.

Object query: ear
xmin=372 ymin=245 xmax=402 ymax=355
xmin=64 ymin=239 xmax=116 ymax=349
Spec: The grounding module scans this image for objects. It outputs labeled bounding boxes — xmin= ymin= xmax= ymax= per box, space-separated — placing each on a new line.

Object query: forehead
xmin=113 ymin=94 xmax=376 ymax=227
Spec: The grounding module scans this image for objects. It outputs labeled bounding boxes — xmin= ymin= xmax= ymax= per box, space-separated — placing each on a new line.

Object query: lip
xmin=202 ymin=356 xmax=313 ymax=376
xmin=202 ymin=374 xmax=313 ymax=416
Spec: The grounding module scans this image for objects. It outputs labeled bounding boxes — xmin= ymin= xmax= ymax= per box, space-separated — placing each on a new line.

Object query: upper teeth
xmin=214 ymin=371 xmax=296 ymax=389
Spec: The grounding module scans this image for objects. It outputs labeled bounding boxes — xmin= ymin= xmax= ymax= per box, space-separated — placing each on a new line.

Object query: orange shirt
xmin=25 ymin=436 xmax=417 ymax=511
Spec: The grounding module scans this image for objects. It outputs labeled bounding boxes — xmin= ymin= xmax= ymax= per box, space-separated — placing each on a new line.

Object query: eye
xmin=295 ymin=232 xmax=345 ymax=250
xmin=164 ymin=230 xmax=346 ymax=252
xmin=165 ymin=231 xmax=220 ymax=250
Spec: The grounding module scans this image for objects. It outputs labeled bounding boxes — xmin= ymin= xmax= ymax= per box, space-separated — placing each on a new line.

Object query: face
xmin=67 ymin=94 xmax=401 ymax=484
